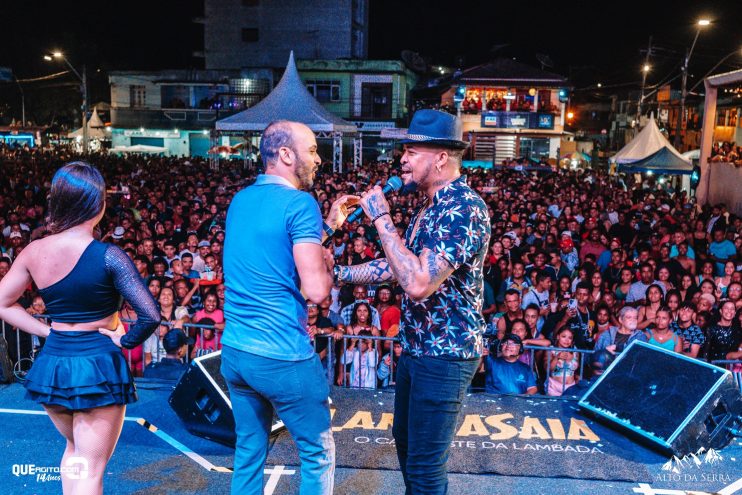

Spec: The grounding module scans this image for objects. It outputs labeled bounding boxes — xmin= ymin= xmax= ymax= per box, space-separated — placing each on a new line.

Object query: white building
xmin=108 ymin=69 xmax=271 ymax=156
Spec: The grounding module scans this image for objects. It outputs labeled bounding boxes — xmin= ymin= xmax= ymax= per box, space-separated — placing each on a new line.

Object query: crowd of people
xmin=0 ymin=143 xmax=740 ymax=394
xmin=709 ymin=140 xmax=742 ymax=165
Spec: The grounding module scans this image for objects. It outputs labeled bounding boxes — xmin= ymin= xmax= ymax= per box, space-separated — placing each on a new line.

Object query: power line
xmin=16 ymin=71 xmax=71 ymax=83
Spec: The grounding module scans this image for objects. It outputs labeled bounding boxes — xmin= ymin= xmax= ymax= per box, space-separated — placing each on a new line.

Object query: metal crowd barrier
xmin=313 ymin=334 xmax=399 ymax=389
xmin=311 ymin=334 xmax=334 ymax=383
xmin=341 ymin=334 xmax=397 ymax=390
xmin=4 ymin=319 xmax=45 ymax=380
xmin=11 ymin=316 xmax=738 ymax=396
xmin=119 ymin=319 xmax=222 ymax=371
xmin=523 ymin=344 xmax=595 ymax=396
xmin=16 ymin=316 xmax=222 ymax=375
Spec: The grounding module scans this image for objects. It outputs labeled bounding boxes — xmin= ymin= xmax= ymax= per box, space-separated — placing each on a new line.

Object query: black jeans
xmin=392 ymin=353 xmax=479 ymax=495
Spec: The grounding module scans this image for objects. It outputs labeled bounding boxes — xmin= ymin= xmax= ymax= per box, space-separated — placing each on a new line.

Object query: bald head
xmin=260 ymin=120 xmax=295 ymax=168
xmin=260 ymin=121 xmax=320 ymax=190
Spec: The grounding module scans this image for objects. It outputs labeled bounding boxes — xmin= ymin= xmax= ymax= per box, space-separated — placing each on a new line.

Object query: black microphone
xmin=345 ymin=176 xmax=403 ymax=224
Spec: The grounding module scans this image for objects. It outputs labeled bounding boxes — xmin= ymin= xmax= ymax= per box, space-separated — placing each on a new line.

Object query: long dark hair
xmin=350 ymin=302 xmax=373 ymax=326
xmin=47 ymin=161 xmax=105 ymax=234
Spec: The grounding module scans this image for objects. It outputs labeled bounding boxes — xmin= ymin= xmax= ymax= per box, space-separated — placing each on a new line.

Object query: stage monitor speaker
xmin=169 ymin=351 xmax=285 ymax=447
xmin=579 ymin=340 xmax=742 ymax=456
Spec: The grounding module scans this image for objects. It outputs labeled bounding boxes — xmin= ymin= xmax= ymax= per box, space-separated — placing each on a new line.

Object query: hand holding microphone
xmin=350 ymin=176 xmax=403 ymax=224
xmin=322 ymin=177 xmax=403 ymax=247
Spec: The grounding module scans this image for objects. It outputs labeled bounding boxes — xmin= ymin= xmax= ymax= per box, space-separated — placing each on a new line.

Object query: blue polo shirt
xmin=222 ymin=174 xmax=322 ymax=361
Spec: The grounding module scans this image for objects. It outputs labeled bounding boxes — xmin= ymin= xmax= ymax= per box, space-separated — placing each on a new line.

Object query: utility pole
xmin=637 ymin=36 xmax=652 ymax=123
xmin=13 ymin=76 xmax=25 ymax=126
xmin=81 ymin=65 xmax=88 ymax=154
xmin=673 ymin=19 xmax=709 ymax=150
xmin=44 ymin=52 xmax=88 ymax=153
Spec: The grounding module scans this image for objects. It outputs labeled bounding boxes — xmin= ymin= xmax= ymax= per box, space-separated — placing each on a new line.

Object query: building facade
xmin=198 ymin=0 xmax=369 ymax=69
xmin=108 ymin=69 xmax=272 ymax=157
xmin=420 ymin=58 xmax=571 ymax=163
xmin=296 ymin=59 xmax=416 ymax=154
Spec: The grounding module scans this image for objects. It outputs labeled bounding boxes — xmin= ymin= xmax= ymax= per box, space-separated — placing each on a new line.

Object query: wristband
xmin=322 ymin=222 xmax=335 ymax=248
xmin=333 ymin=265 xmax=341 ymax=283
xmin=371 ymin=211 xmax=390 ymax=224
xmin=322 ymin=221 xmax=335 ymax=237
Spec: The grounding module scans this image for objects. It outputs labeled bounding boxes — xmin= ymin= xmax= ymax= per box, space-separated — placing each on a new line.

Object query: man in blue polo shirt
xmin=221 ymin=120 xmax=355 ymax=495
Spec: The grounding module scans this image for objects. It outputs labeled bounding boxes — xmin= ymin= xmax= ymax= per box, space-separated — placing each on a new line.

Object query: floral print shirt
xmin=399 ymin=176 xmax=491 ymax=359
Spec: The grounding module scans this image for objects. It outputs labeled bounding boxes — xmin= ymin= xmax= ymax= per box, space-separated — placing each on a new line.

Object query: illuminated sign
xmin=538 ymin=114 xmax=554 ymax=129
xmin=122 ymin=129 xmax=180 ymax=138
xmin=481 ymin=112 xmax=555 ymax=130
xmin=483 ymin=114 xmax=499 ymax=127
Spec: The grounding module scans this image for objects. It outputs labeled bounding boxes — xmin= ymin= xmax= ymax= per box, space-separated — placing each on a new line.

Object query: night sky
xmin=1 ymin=0 xmax=741 ymax=98
xmin=369 ymin=0 xmax=742 ymax=87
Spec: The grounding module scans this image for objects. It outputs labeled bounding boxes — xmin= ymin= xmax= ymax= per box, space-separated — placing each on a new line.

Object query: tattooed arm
xmin=372 ymin=214 xmax=454 ymax=301
xmin=335 ymin=230 xmax=450 ymax=300
xmin=337 ymin=258 xmax=396 ymax=285
xmin=334 ymin=189 xmax=397 ymax=285
xmin=350 ymin=184 xmax=455 ymax=301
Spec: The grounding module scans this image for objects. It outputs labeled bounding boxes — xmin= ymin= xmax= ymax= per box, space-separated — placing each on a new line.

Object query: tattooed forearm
xmin=339 ymin=259 xmax=396 ymax=284
xmin=373 ymin=215 xmax=453 ymax=299
xmin=366 ymin=195 xmax=389 ymax=219
xmin=426 ymin=251 xmax=442 ymax=279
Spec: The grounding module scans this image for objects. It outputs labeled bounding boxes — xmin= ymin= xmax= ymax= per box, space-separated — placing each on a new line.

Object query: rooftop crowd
xmin=0 ymin=143 xmax=740 ymax=394
xmin=709 ymin=140 xmax=742 ymax=165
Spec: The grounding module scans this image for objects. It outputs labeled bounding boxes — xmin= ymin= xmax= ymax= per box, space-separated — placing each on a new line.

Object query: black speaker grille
xmin=199 ymin=353 xmax=230 ymax=397
xmin=584 ymin=344 xmax=725 ymax=440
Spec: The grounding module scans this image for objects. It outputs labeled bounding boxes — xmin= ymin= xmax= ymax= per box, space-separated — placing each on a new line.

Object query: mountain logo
xmin=661 ymin=448 xmax=724 ymax=473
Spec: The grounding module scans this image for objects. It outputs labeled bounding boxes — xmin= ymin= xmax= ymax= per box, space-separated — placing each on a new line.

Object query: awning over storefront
xmin=110 ymin=144 xmax=169 ymax=154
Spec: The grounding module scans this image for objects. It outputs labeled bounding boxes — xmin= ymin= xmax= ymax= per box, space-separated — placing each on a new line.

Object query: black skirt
xmin=24 ymin=329 xmax=137 ymax=411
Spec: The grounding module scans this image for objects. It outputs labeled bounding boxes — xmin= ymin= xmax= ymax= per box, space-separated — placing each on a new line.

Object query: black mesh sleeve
xmin=104 ymin=245 xmax=161 ymax=349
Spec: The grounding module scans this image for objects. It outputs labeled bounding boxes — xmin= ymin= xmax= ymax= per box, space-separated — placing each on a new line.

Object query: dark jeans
xmin=392 ymin=353 xmax=479 ymax=495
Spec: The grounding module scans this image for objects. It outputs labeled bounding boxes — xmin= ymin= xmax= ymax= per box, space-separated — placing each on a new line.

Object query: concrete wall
xmin=204 ymin=0 xmax=368 ymax=69
xmin=298 ymin=71 xmax=353 ymax=118
xmin=296 ymin=60 xmax=414 ymax=122
xmin=110 ymin=74 xmax=161 ymax=109
xmin=706 ymin=162 xmax=742 ymax=216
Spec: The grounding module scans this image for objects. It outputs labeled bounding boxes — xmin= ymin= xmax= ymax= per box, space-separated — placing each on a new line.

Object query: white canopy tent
xmin=68 ymin=107 xmax=109 ymax=140
xmin=611 ymin=115 xmax=690 ymax=165
xmin=682 ymin=149 xmax=700 ymax=161
xmin=216 ymin=51 xmax=358 ymax=171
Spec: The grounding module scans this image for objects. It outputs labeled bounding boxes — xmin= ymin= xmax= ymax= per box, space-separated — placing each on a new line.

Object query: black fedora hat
xmin=400 ymin=109 xmax=469 ymax=149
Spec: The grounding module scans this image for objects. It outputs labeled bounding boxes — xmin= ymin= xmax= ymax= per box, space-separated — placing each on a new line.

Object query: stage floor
xmin=0 ymin=382 xmax=740 ymax=495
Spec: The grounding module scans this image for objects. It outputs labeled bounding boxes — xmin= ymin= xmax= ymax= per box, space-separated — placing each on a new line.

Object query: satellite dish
xmin=401 ymin=50 xmax=427 ymax=73
xmin=536 ymin=53 xmax=554 ymax=69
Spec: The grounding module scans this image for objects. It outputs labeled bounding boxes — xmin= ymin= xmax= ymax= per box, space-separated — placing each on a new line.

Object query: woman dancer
xmin=0 ymin=162 xmax=160 ymax=494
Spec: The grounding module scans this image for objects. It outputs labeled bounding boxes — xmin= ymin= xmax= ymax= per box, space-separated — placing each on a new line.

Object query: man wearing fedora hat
xmin=335 ymin=109 xmax=491 ymax=494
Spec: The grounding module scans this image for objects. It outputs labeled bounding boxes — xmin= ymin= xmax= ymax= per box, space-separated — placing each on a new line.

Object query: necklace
xmin=653 ymin=330 xmax=672 ymax=342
